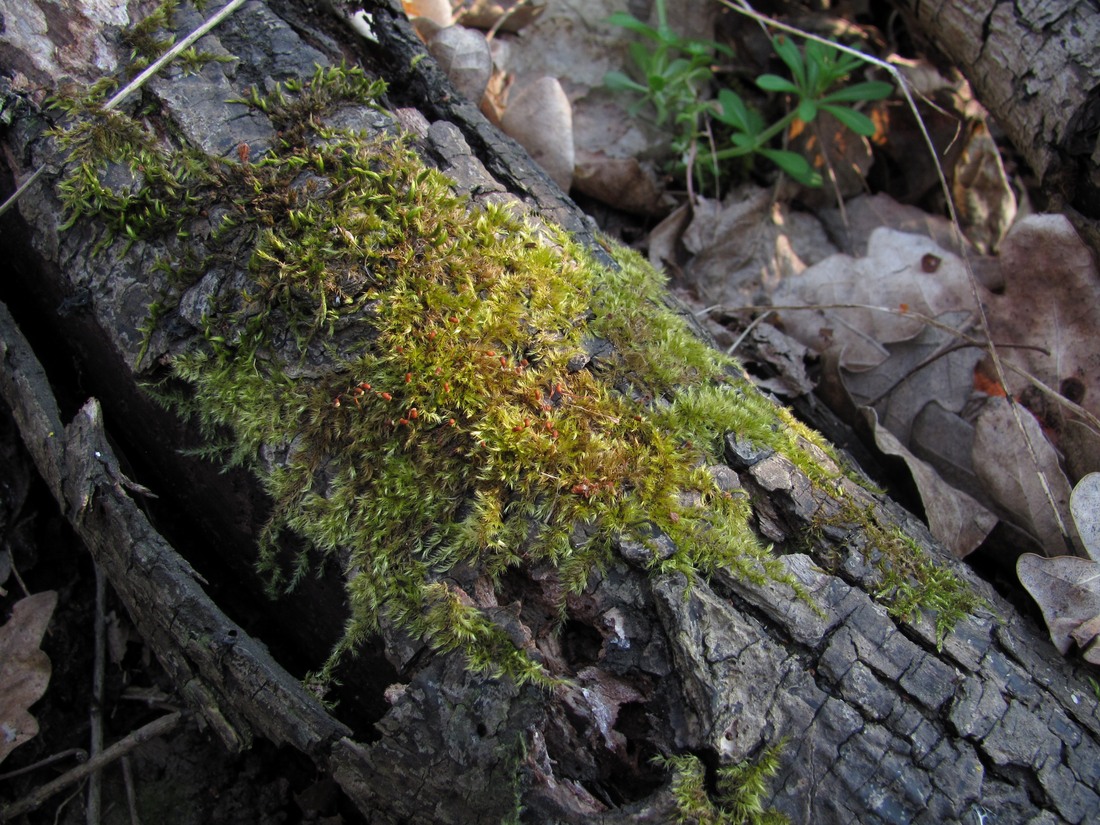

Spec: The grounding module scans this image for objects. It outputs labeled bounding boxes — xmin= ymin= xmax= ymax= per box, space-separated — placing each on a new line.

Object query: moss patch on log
xmin=44 ymin=51 xmax=978 ymax=685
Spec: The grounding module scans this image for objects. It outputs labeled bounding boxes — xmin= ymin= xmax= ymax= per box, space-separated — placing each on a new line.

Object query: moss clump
xmin=654 ymin=744 xmax=789 ymax=825
xmin=810 ymin=504 xmax=987 ymax=647
xmin=48 ymin=56 xmax=853 ymax=684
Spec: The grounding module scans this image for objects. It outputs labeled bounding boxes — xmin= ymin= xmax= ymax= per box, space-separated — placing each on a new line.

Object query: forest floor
xmin=3 ymin=0 xmax=1098 ymax=822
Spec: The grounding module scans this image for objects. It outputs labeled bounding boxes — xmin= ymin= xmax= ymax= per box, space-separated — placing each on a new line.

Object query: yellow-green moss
xmin=47 ymin=53 xmax=974 ymax=685
xmin=654 ymin=744 xmax=789 ymax=825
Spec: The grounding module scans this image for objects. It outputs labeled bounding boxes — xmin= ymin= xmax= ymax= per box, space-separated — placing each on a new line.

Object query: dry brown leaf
xmin=682 ymin=187 xmax=836 ymax=306
xmin=429 ymin=26 xmax=492 ymax=105
xmin=841 ymin=318 xmax=982 ymax=444
xmin=455 ymin=0 xmax=546 ymax=33
xmin=985 ymin=215 xmax=1100 ymax=448
xmin=773 ymin=227 xmax=972 ymax=371
xmin=573 ymin=150 xmax=671 ymax=216
xmin=951 ymin=120 xmax=1017 ymax=253
xmin=863 ymin=408 xmax=995 ymax=557
xmin=1017 ymin=554 xmax=1100 ymax=655
xmin=789 ymin=109 xmax=875 ymax=206
xmin=1070 ymin=472 xmax=1100 ymax=564
xmin=909 ymin=402 xmax=985 ymax=499
xmin=500 ymin=76 xmax=574 ymax=191
xmin=973 ymin=398 xmax=1079 ymax=555
xmin=0 ymin=590 xmax=57 ymax=764
xmin=817 ymin=193 xmax=965 ymax=257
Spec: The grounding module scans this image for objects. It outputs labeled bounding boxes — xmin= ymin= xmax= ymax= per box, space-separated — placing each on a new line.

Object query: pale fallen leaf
xmin=402 ymin=0 xmax=453 ymax=29
xmin=682 ymin=187 xmax=836 ymax=307
xmin=985 ymin=215 xmax=1100 ymax=447
xmin=455 ymin=0 xmax=546 ymax=33
xmin=429 ymin=25 xmax=492 ymax=105
xmin=0 ymin=590 xmax=58 ymax=764
xmin=863 ymin=407 xmax=995 ymax=557
xmin=1070 ymin=472 xmax=1100 ymax=563
xmin=1017 ymin=554 xmax=1100 ymax=655
xmin=773 ymin=227 xmax=972 ymax=371
xmin=500 ymin=76 xmax=574 ymax=191
xmin=973 ymin=398 xmax=1079 ymax=555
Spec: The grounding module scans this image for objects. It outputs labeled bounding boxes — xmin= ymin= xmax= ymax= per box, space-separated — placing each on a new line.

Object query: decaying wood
xmin=890 ymin=0 xmax=1100 ymax=219
xmin=2 ymin=2 xmax=1100 ymax=823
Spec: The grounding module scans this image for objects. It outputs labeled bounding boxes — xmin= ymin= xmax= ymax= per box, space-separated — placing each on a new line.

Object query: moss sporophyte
xmin=47 ymin=59 xmax=974 ymax=686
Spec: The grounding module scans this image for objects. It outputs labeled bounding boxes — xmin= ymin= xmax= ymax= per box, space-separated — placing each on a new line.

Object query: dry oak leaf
xmin=973 ymin=398 xmax=1080 ymax=556
xmin=1017 ymin=555 xmax=1100 ymax=664
xmin=0 ymin=590 xmax=58 ymax=764
xmin=772 ymin=227 xmax=972 ymax=372
xmin=863 ymin=407 xmax=995 ymax=558
xmin=986 ymin=214 xmax=1100 ymax=432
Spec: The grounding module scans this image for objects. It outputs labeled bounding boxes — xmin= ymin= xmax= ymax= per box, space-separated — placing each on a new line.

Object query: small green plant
xmin=605 ymin=4 xmax=892 ymax=191
xmin=602 ymin=1 xmax=730 ymax=129
xmin=710 ymin=36 xmax=892 ymax=186
xmin=603 ymin=0 xmax=731 ymax=194
xmin=655 ymin=743 xmax=789 ymax=825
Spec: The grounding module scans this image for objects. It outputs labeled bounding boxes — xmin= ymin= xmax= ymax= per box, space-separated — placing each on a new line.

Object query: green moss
xmin=811 ymin=505 xmax=987 ymax=647
xmin=654 ymin=744 xmax=789 ymax=825
xmin=120 ymin=0 xmax=179 ymax=69
xmin=47 ymin=52 xmax=974 ymax=685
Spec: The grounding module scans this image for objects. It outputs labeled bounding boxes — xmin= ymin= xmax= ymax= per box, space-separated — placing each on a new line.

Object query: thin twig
xmin=0 ymin=713 xmax=182 ymax=820
xmin=0 ymin=0 xmax=249 ymax=219
xmin=0 ymin=749 xmax=87 ymax=782
xmin=121 ymin=756 xmax=141 ymax=825
xmin=727 ymin=309 xmax=774 ymax=354
xmin=86 ymin=563 xmax=107 ymax=825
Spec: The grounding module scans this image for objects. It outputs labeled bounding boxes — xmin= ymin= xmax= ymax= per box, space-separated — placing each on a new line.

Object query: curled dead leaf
xmin=863 ymin=407 xmax=995 ymax=557
xmin=973 ymin=398 xmax=1079 ymax=555
xmin=1017 ymin=554 xmax=1100 ymax=657
xmin=500 ymin=76 xmax=574 ymax=191
xmin=0 ymin=590 xmax=58 ymax=764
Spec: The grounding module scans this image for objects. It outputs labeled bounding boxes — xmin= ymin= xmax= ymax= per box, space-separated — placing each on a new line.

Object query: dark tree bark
xmin=2 ymin=2 xmax=1099 ymax=824
xmin=890 ymin=0 xmax=1100 ymax=220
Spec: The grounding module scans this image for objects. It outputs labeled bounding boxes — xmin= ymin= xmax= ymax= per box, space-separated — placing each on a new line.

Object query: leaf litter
xmin=0 ymin=590 xmax=57 ymax=764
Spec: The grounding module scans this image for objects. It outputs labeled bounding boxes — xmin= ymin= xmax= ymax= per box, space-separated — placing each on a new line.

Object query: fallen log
xmin=890 ymin=0 xmax=1100 ymax=220
xmin=1 ymin=2 xmax=1098 ymax=823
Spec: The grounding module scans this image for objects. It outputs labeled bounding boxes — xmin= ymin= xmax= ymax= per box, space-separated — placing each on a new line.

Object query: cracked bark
xmin=889 ymin=0 xmax=1100 ymax=222
xmin=1 ymin=1 xmax=1099 ymax=823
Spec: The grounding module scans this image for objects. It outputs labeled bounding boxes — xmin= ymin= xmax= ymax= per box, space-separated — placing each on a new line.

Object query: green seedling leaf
xmin=755 ymin=74 xmax=799 ymax=94
xmin=760 ymin=148 xmax=820 ymax=186
xmin=606 ymin=11 xmax=660 ymax=40
xmin=822 ymin=104 xmax=876 ymax=137
xmin=729 ymin=132 xmax=756 ymax=151
xmin=821 ymin=80 xmax=894 ymax=103
xmin=797 ymin=98 xmax=818 ymax=123
xmin=714 ymin=88 xmax=761 ymax=135
xmin=603 ymin=71 xmax=648 ymax=94
xmin=772 ymin=36 xmax=805 ymax=88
